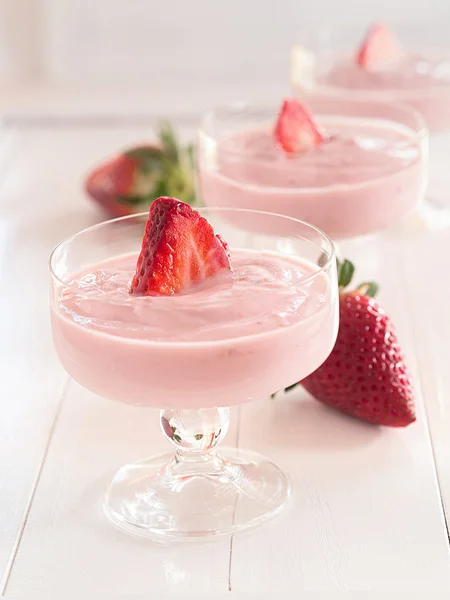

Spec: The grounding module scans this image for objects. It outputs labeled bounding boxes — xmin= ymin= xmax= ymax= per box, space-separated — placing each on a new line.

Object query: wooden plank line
xmin=1 ymin=376 xmax=70 ymax=596
xmin=400 ymin=244 xmax=450 ymax=546
xmin=407 ymin=320 xmax=450 ymax=546
xmin=410 ymin=334 xmax=450 ymax=544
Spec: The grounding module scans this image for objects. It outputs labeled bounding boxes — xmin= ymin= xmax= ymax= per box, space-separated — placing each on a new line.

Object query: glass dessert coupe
xmin=49 ymin=207 xmax=338 ymax=541
xmin=197 ymin=99 xmax=428 ymax=241
xmin=290 ymin=22 xmax=450 ymax=228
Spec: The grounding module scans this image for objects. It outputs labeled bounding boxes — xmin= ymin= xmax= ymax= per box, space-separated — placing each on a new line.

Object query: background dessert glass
xmin=290 ymin=22 xmax=450 ymax=229
xmin=197 ymin=100 xmax=427 ymax=241
xmin=49 ymin=208 xmax=338 ymax=541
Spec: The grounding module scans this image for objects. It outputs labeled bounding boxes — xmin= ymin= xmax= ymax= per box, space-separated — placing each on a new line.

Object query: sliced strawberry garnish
xmin=130 ymin=197 xmax=231 ymax=296
xmin=357 ymin=23 xmax=403 ymax=70
xmin=274 ymin=99 xmax=327 ymax=154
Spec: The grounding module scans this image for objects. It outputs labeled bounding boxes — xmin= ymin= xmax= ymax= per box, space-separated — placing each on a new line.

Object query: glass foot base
xmin=103 ymin=448 xmax=290 ymax=542
xmin=407 ymin=197 xmax=450 ymax=233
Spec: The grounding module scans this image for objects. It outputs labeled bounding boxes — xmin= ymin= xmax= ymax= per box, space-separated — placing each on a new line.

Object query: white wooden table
xmin=1 ymin=102 xmax=450 ymax=596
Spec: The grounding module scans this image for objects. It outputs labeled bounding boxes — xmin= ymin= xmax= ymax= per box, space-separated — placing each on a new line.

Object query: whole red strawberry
xmin=130 ymin=196 xmax=231 ymax=296
xmin=298 ymin=259 xmax=415 ymax=427
xmin=85 ymin=121 xmax=196 ymax=217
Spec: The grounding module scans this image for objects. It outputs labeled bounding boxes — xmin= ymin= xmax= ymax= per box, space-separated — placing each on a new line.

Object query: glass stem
xmin=160 ymin=407 xmax=230 ymax=459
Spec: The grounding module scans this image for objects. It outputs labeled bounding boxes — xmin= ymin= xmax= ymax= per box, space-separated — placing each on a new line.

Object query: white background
xmin=1 ymin=0 xmax=450 ymax=86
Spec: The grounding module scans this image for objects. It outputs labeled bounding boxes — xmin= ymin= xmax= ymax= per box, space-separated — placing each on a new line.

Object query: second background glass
xmin=197 ymin=98 xmax=428 ymax=243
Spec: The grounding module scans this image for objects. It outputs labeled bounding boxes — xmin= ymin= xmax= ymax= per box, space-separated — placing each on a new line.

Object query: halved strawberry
xmin=274 ymin=99 xmax=327 ymax=154
xmin=85 ymin=122 xmax=196 ymax=217
xmin=130 ymin=197 xmax=231 ymax=296
xmin=357 ymin=23 xmax=403 ymax=70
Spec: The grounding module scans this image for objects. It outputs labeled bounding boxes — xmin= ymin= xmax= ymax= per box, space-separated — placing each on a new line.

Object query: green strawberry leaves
xmin=337 ymin=258 xmax=378 ymax=298
xmin=120 ymin=121 xmax=197 ymax=208
xmin=337 ymin=258 xmax=355 ymax=289
xmin=125 ymin=146 xmax=165 ymax=179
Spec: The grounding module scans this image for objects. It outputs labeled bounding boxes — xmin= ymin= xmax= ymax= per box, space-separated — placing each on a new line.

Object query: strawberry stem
xmin=186 ymin=143 xmax=195 ymax=168
xmin=356 ymin=281 xmax=379 ymax=298
xmin=159 ymin=121 xmax=179 ymax=162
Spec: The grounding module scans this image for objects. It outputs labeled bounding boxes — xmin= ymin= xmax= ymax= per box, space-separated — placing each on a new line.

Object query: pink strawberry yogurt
xmin=198 ymin=113 xmax=426 ymax=240
xmin=51 ymin=250 xmax=337 ymax=408
xmin=314 ymin=52 xmax=450 ymax=132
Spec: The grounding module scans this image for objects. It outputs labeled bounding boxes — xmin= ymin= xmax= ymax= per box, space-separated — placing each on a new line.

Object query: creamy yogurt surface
xmin=320 ymin=53 xmax=450 ymax=92
xmin=57 ymin=250 xmax=329 ymax=343
xmin=213 ymin=117 xmax=420 ymax=189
